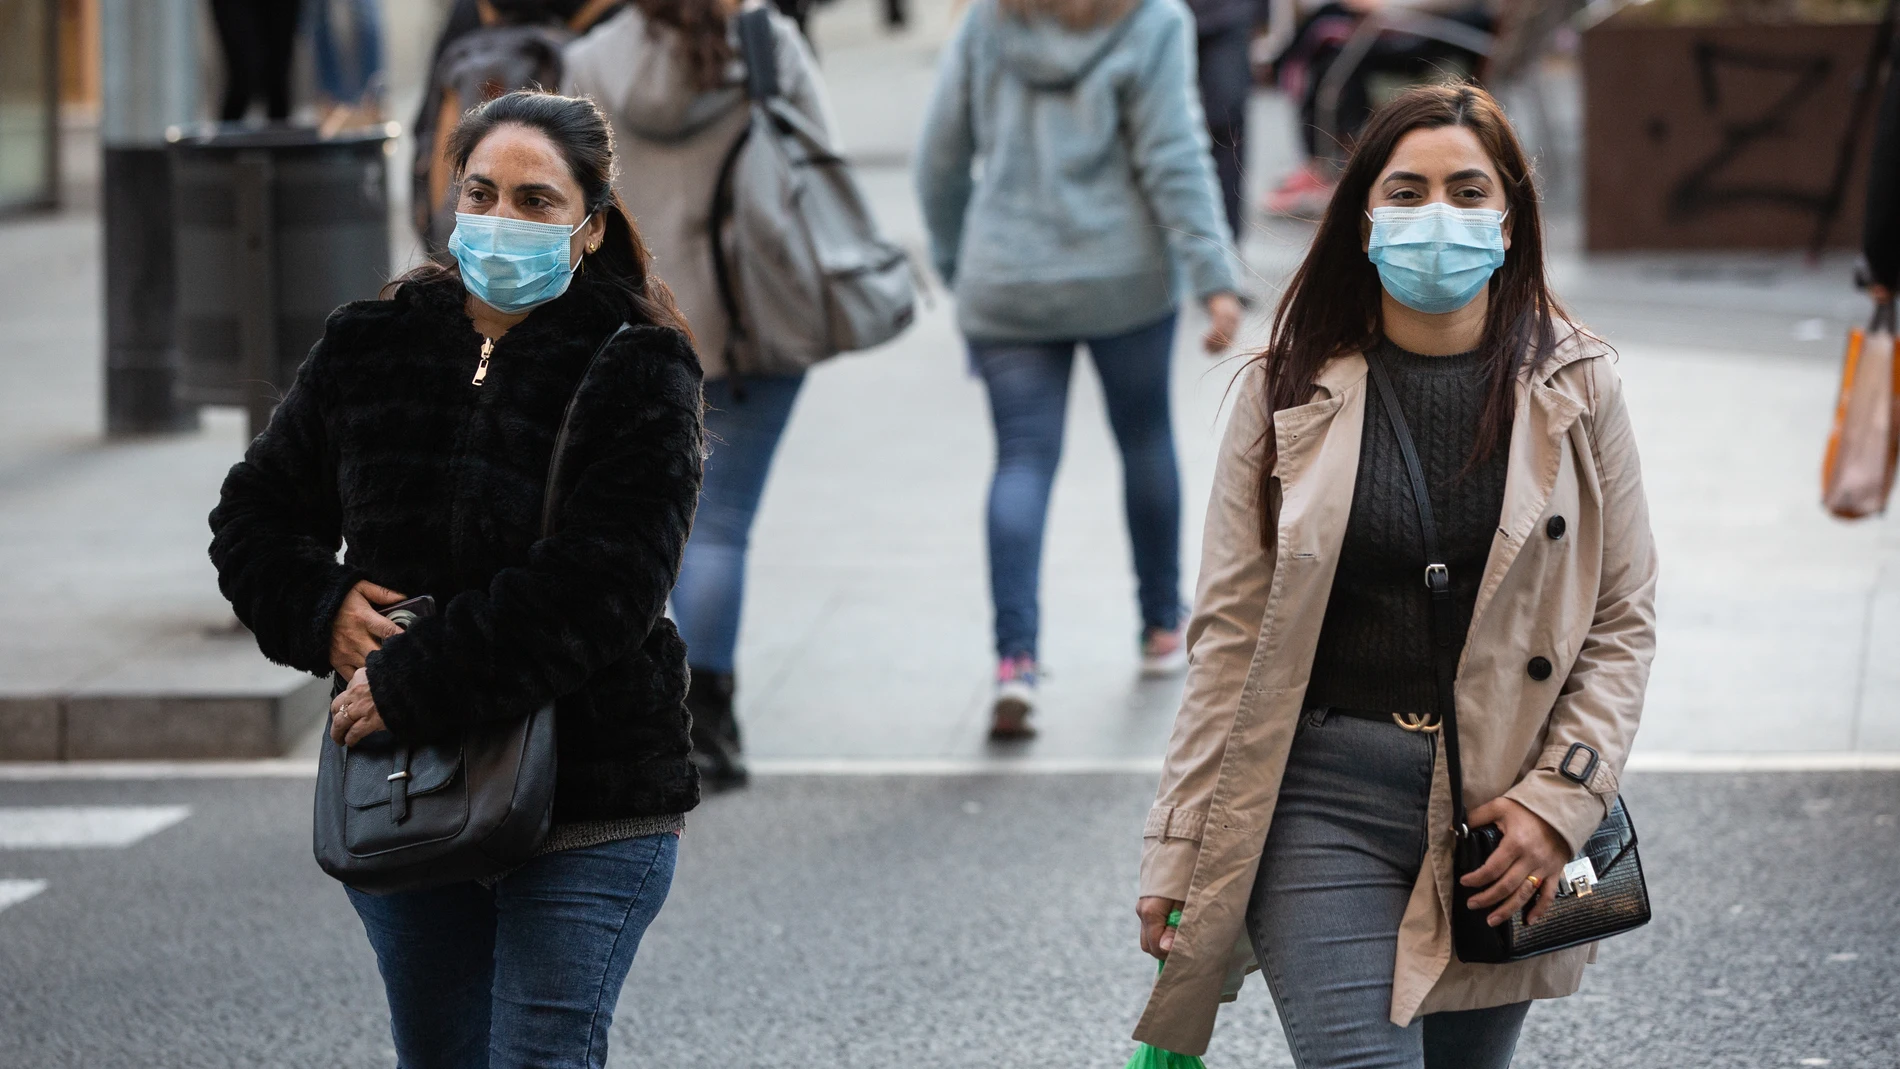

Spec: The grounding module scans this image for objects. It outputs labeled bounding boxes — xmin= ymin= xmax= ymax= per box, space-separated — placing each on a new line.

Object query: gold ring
xmin=1525 ymin=874 xmax=1543 ymax=891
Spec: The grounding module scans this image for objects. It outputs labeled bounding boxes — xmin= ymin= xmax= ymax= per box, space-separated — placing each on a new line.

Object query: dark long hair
xmin=1254 ymin=83 xmax=1576 ymax=543
xmin=633 ymin=0 xmax=738 ymax=92
xmin=395 ymin=90 xmax=690 ymax=338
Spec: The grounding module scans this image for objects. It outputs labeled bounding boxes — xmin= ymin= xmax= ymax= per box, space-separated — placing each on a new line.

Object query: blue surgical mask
xmin=1365 ymin=203 xmax=1507 ymax=315
xmin=448 ymin=212 xmax=592 ymax=315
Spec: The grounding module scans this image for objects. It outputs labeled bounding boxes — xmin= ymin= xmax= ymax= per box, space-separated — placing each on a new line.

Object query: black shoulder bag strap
xmin=540 ymin=322 xmax=631 ymax=537
xmin=1363 ymin=349 xmax=1472 ymax=839
xmin=707 ymin=7 xmax=780 ymax=399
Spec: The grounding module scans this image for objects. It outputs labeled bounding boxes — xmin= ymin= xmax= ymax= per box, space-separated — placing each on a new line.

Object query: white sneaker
xmin=1141 ymin=627 xmax=1188 ymax=678
xmin=990 ymin=655 xmax=1038 ymax=740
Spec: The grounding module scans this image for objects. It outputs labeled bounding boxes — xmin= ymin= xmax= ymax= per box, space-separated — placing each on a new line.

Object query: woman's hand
xmin=329 ymin=668 xmax=388 ymax=746
xmin=1460 ymin=797 xmax=1572 ymax=927
xmin=1137 ymin=895 xmax=1186 ymax=960
xmin=329 ymin=581 xmax=407 ymax=678
xmin=1202 ymin=292 xmax=1243 ymax=353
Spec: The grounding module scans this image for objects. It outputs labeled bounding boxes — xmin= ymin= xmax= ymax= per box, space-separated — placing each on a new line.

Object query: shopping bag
xmin=1122 ymin=911 xmax=1207 ymax=1069
xmin=1822 ymin=301 xmax=1900 ymax=519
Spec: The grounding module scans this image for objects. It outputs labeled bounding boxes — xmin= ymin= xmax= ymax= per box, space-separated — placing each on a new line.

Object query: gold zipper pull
xmin=472 ymin=336 xmax=494 ymax=385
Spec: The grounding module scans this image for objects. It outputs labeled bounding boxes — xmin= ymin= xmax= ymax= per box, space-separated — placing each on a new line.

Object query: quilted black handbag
xmin=1364 ymin=349 xmax=1651 ymax=964
xmin=312 ymin=323 xmax=629 ymax=895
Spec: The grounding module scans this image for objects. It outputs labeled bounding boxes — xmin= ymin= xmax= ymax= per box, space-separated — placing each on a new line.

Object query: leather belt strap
xmin=1364 ymin=350 xmax=1471 ymax=837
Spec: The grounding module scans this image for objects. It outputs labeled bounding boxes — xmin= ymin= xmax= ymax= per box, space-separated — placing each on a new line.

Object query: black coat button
xmin=1528 ymin=656 xmax=1553 ymax=681
xmin=1546 ymin=515 xmax=1566 ymax=540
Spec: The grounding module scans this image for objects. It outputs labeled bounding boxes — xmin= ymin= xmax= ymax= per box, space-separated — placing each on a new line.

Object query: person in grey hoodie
xmin=565 ymin=0 xmax=834 ymax=789
xmin=916 ymin=0 xmax=1244 ymax=740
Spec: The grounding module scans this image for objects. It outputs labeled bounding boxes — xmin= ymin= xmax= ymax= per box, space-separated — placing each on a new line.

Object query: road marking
xmin=0 ymin=806 xmax=191 ymax=848
xmin=751 ymin=757 xmax=1169 ymax=776
xmin=0 ymin=760 xmax=318 ymax=781
xmin=1624 ymin=752 xmax=1900 ymax=772
xmin=0 ymin=879 xmax=46 ymax=913
xmin=1 ymin=751 xmax=1899 ymax=780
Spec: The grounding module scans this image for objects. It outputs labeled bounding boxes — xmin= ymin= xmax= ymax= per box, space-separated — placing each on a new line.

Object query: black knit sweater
xmin=1304 ymin=338 xmax=1509 ymax=718
xmin=208 ymin=275 xmax=705 ymax=821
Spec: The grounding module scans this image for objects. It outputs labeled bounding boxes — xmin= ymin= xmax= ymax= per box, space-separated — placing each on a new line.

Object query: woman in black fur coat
xmin=208 ymin=91 xmax=703 ymax=1067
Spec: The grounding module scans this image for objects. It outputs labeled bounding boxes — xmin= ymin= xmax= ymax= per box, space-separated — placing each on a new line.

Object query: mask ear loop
xmin=569 ymin=212 xmax=596 ymax=271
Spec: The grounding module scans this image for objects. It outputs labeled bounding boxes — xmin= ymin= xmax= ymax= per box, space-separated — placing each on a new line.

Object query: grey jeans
xmin=1246 ymin=708 xmax=1530 ymax=1069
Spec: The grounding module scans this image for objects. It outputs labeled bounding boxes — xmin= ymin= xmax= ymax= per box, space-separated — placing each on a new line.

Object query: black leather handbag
xmin=312 ymin=323 xmax=629 ymax=895
xmin=1364 ymin=349 xmax=1651 ymax=964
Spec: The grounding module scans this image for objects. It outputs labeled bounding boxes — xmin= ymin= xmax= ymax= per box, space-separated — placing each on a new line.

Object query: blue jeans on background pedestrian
xmin=346 ymin=833 xmax=678 ymax=1069
xmin=968 ymin=312 xmax=1183 ymax=661
xmin=671 ymin=374 xmax=806 ymax=676
xmin=309 ymin=0 xmax=383 ymax=104
xmin=1247 ymin=709 xmax=1530 ymax=1068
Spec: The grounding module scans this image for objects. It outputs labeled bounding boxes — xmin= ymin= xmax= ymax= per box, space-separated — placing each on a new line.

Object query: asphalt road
xmin=1 ymin=771 xmax=1896 ymax=1069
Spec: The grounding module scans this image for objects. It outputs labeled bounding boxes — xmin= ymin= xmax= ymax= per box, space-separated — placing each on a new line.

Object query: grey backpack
xmin=709 ymin=8 xmax=916 ymax=379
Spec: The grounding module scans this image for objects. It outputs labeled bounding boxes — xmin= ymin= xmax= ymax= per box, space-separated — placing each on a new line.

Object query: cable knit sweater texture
xmin=1303 ymin=337 xmax=1510 ymax=718
xmin=208 ymin=275 xmax=706 ymax=823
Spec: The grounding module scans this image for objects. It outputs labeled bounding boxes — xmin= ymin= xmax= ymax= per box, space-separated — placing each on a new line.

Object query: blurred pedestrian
xmin=209 ymin=91 xmax=704 ymax=1067
xmin=309 ymin=0 xmax=385 ymax=136
xmin=1187 ymin=0 xmax=1267 ymax=241
xmin=413 ymin=0 xmax=576 ymax=249
xmin=1865 ymin=22 xmax=1900 ymax=307
xmin=210 ymin=0 xmax=304 ymax=123
xmin=1134 ymin=84 xmax=1656 ymax=1065
xmin=1259 ymin=0 xmax=1493 ymax=219
xmin=566 ymin=0 xmax=835 ymax=788
xmin=916 ymin=0 xmax=1243 ymax=739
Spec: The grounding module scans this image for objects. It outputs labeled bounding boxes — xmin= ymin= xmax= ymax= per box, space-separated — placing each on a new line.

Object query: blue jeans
xmin=308 ymin=0 xmax=382 ymax=103
xmin=968 ymin=313 xmax=1182 ymax=660
xmin=672 ymin=374 xmax=805 ymax=674
xmin=1247 ymin=710 xmax=1530 ymax=1068
xmin=346 ymin=833 xmax=678 ymax=1069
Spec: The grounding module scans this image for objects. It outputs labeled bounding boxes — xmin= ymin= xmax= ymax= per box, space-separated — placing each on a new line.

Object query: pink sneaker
xmin=990 ymin=655 xmax=1038 ymax=740
xmin=1261 ymin=162 xmax=1338 ymax=221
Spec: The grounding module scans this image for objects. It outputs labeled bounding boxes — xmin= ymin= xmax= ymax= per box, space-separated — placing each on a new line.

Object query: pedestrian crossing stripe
xmin=0 ymin=879 xmax=47 ymax=914
xmin=0 ymin=805 xmax=191 ymax=848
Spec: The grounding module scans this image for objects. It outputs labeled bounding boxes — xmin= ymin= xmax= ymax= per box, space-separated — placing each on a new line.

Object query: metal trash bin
xmin=169 ymin=124 xmax=396 ymax=435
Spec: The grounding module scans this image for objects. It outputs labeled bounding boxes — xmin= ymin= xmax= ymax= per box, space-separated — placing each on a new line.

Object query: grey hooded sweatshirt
xmin=915 ymin=0 xmax=1239 ymax=343
xmin=564 ymin=6 xmax=833 ymax=379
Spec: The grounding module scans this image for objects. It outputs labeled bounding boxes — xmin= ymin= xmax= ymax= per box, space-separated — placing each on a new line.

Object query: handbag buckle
xmin=1561 ymin=856 xmax=1598 ymax=897
xmin=1423 ymin=563 xmax=1449 ymax=592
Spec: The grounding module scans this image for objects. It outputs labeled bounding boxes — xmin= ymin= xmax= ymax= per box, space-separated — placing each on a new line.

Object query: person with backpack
xmin=565 ymin=0 xmax=840 ymax=789
xmin=413 ymin=0 xmax=623 ymax=250
xmin=916 ymin=0 xmax=1244 ymax=739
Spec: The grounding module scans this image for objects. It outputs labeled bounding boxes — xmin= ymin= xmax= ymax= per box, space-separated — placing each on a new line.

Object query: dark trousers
xmin=212 ymin=0 xmax=304 ymax=121
xmin=1197 ymin=24 xmax=1253 ymax=242
xmin=1249 ymin=710 xmax=1530 ymax=1067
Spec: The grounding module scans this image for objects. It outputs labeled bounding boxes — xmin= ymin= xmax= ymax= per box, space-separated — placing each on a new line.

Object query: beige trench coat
xmin=1134 ymin=331 xmax=1658 ymax=1054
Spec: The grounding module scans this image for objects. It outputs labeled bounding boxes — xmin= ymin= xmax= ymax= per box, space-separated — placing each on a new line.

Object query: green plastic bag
xmin=1121 ymin=911 xmax=1207 ymax=1069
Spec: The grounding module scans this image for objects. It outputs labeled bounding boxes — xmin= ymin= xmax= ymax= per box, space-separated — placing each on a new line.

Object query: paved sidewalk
xmin=1 ymin=0 xmax=1895 ymax=761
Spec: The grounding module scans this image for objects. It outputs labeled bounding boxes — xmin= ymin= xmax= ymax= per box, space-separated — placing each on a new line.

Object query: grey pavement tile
xmin=0 ymin=698 xmax=61 ymax=761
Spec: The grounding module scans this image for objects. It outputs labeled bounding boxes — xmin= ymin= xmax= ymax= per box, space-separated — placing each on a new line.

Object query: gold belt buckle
xmin=1392 ymin=712 xmax=1441 ymax=733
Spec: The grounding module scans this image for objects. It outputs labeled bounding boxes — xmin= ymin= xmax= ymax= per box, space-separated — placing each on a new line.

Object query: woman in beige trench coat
xmin=1132 ymin=85 xmax=1658 ymax=1066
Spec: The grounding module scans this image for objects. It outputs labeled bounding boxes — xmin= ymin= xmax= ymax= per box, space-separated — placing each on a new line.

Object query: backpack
xmin=413 ymin=22 xmax=572 ymax=248
xmin=708 ymin=7 xmax=916 ymax=378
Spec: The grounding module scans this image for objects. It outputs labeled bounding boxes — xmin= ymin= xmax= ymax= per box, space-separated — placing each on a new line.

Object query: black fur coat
xmin=209 ymin=275 xmax=704 ymax=821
